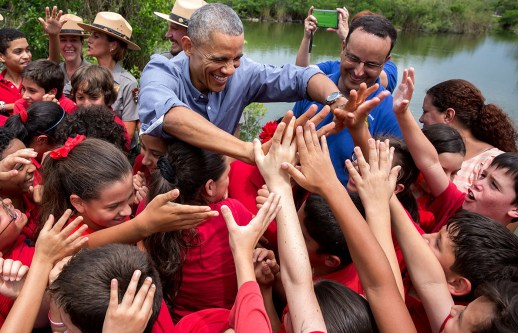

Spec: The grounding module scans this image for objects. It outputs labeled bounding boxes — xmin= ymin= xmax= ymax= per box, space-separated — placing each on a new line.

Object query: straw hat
xmin=59 ymin=14 xmax=89 ymax=37
xmin=78 ymin=12 xmax=140 ymax=51
xmin=154 ymin=0 xmax=207 ymax=28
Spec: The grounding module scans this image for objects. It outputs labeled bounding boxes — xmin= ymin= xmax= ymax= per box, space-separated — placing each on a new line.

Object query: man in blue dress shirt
xmin=139 ymin=3 xmax=349 ymax=164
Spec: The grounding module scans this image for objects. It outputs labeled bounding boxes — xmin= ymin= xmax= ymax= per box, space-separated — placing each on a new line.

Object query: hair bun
xmin=157 ymin=156 xmax=176 ymax=185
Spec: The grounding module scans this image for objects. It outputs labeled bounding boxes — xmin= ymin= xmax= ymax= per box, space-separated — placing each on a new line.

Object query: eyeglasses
xmin=343 ymin=50 xmax=385 ymax=72
xmin=0 ymin=198 xmax=17 ymax=237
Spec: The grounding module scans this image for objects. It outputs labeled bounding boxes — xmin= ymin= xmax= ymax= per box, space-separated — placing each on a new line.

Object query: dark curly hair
xmin=54 ymin=105 xmax=128 ymax=154
xmin=0 ymin=28 xmax=26 ymax=54
xmin=426 ymin=79 xmax=518 ymax=152
xmin=0 ymin=128 xmax=16 ymax=158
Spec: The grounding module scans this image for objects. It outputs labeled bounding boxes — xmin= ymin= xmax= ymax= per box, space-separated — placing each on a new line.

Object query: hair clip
xmin=49 ymin=135 xmax=87 ymax=160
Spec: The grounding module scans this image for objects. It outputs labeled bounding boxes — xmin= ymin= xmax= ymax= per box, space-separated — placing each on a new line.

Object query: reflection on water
xmin=242 ymin=21 xmax=518 ymax=123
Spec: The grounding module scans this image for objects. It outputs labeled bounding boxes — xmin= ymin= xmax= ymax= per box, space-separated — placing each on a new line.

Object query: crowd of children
xmin=0 ymin=4 xmax=516 ymax=333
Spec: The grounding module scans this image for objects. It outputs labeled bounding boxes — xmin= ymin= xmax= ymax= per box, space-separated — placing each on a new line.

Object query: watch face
xmin=326 ymin=91 xmax=342 ymax=104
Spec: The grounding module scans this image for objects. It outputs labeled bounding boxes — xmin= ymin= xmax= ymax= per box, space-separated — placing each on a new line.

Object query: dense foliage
xmin=1 ymin=0 xmax=516 ymax=72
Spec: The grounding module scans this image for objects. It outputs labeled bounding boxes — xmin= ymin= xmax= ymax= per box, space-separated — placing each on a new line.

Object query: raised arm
xmin=389 ymin=195 xmax=454 ymax=333
xmin=1 ymin=211 xmax=87 ymax=333
xmin=346 ymin=139 xmax=404 ymax=299
xmin=38 ymin=6 xmax=64 ymax=64
xmin=392 ymin=69 xmax=449 ymax=197
xmin=254 ymin=118 xmax=326 ymax=333
xmin=295 ymin=6 xmax=317 ymax=67
xmin=284 ymin=124 xmax=415 ymax=333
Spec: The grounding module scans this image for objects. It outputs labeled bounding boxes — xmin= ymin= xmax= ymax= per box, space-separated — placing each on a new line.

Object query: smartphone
xmin=313 ymin=9 xmax=338 ymax=29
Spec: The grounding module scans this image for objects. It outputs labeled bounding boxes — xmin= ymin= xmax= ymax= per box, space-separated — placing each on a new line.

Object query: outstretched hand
xmin=345 ymin=139 xmax=400 ymax=205
xmin=140 ymin=189 xmax=219 ymax=235
xmin=332 ymin=83 xmax=390 ymax=134
xmin=222 ymin=192 xmax=281 ymax=255
xmin=283 ymin=123 xmax=338 ymax=195
xmin=393 ymin=68 xmax=415 ymax=115
xmin=102 ymin=270 xmax=156 ymax=333
xmin=38 ymin=6 xmax=66 ymax=36
xmin=255 ymin=117 xmax=298 ymax=187
xmin=35 ymin=209 xmax=88 ymax=265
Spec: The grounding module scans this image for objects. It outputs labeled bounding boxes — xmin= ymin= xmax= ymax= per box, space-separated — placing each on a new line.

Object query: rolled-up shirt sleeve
xmin=139 ymin=55 xmax=189 ymax=137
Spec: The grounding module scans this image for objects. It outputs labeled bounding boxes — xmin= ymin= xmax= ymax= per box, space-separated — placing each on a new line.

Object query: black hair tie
xmin=157 ymin=156 xmax=176 ymax=184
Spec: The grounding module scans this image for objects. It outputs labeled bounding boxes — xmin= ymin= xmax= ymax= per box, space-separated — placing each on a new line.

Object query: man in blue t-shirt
xmin=293 ymin=15 xmax=402 ymax=186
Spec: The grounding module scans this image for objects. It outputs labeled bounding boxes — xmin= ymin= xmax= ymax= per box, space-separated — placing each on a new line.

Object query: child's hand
xmin=222 ymin=193 xmax=281 ymax=256
xmin=332 ymin=83 xmax=390 ymax=134
xmin=102 ymin=270 xmax=156 ymax=333
xmin=38 ymin=6 xmax=65 ymax=36
xmin=48 ymin=256 xmax=72 ymax=285
xmin=133 ymin=172 xmax=146 ymax=190
xmin=393 ymin=68 xmax=415 ymax=115
xmin=0 ymin=149 xmax=38 ymax=180
xmin=42 ymin=94 xmax=59 ymax=104
xmin=29 ymin=184 xmax=44 ymax=204
xmin=256 ymin=185 xmax=270 ymax=210
xmin=283 ymin=124 xmax=338 ymax=195
xmin=140 ymin=189 xmax=218 ymax=235
xmin=35 ymin=209 xmax=88 ymax=265
xmin=345 ymin=139 xmax=401 ymax=207
xmin=254 ymin=117 xmax=297 ymax=188
xmin=253 ymin=248 xmax=279 ymax=288
xmin=0 ymin=258 xmax=29 ymax=299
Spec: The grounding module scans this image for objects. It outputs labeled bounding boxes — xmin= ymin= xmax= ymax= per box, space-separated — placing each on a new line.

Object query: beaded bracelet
xmin=48 ymin=311 xmax=65 ymax=328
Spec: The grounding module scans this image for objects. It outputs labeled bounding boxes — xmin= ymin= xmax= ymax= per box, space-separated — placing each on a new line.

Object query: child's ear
xmin=444 ymin=108 xmax=456 ymax=124
xmin=394 ymin=183 xmax=405 ymax=195
xmin=48 ymin=88 xmax=57 ymax=96
xmin=506 ymin=207 xmax=518 ymax=220
xmin=35 ymin=135 xmax=49 ymax=145
xmin=447 ymin=276 xmax=472 ymax=297
xmin=0 ymin=53 xmax=5 ymax=63
xmin=204 ymin=179 xmax=216 ymax=198
xmin=70 ymin=194 xmax=85 ymax=214
xmin=324 ymin=255 xmax=341 ymax=269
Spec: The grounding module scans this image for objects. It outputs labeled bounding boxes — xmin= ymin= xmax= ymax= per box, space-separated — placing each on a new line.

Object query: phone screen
xmin=313 ymin=9 xmax=338 ymax=29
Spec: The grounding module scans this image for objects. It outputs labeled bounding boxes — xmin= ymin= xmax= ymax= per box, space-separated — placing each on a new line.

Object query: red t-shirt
xmin=0 ymin=70 xmax=23 ymax=110
xmin=0 ymin=235 xmax=35 ymax=327
xmin=228 ymin=281 xmax=272 ymax=333
xmin=13 ymin=95 xmax=76 ymax=115
xmin=174 ymin=308 xmax=231 ymax=333
xmin=171 ymin=198 xmax=253 ymax=322
xmin=228 ymin=160 xmax=277 ymax=246
xmin=152 ymin=300 xmax=175 ymax=333
xmin=429 ymin=182 xmax=465 ymax=233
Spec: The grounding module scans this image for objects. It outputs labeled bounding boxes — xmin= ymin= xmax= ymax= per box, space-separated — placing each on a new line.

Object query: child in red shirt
xmin=142 ymin=140 xmax=253 ymax=322
xmin=0 ymin=28 xmax=31 ymax=115
xmin=13 ymin=59 xmax=76 ymax=115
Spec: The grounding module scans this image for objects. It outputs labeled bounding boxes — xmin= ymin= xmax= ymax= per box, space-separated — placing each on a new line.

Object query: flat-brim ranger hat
xmin=154 ymin=0 xmax=207 ymax=28
xmin=78 ymin=12 xmax=140 ymax=51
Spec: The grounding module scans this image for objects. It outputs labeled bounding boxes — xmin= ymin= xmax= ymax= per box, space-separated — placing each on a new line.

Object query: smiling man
xmin=292 ymin=15 xmax=402 ymax=185
xmin=139 ymin=3 xmax=348 ymax=164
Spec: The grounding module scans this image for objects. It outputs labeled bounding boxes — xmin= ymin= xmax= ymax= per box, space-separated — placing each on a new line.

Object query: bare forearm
xmin=86 ymin=217 xmax=147 ymax=248
xmin=48 ymin=34 xmax=60 ymax=64
xmin=1 ymin=259 xmax=53 ymax=333
xmin=295 ymin=36 xmax=311 ymax=67
xmin=365 ymin=203 xmax=404 ymax=299
xmin=233 ymin=253 xmax=256 ymax=288
xmin=260 ymin=288 xmax=281 ymax=332
xmin=306 ymin=73 xmax=340 ymax=104
xmin=163 ymin=107 xmax=254 ymax=164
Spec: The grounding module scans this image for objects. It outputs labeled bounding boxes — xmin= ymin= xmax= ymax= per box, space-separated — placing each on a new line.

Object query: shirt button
xmin=208 ymin=106 xmax=211 ymax=110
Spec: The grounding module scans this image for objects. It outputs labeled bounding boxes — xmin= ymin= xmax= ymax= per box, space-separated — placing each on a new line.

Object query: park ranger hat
xmin=78 ymin=12 xmax=140 ymax=51
xmin=154 ymin=0 xmax=207 ymax=28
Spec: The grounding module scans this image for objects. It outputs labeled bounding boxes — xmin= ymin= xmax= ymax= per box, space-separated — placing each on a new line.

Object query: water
xmin=241 ymin=21 xmax=518 ymax=123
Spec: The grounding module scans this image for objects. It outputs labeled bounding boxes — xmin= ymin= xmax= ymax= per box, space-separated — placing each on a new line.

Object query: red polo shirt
xmin=0 ymin=69 xmax=23 ymax=115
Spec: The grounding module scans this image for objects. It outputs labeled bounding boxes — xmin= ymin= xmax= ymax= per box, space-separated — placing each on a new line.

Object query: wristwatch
xmin=0 ymin=101 xmax=5 ymax=111
xmin=325 ymin=91 xmax=344 ymax=105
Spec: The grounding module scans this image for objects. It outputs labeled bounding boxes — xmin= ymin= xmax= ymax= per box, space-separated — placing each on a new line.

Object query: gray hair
xmin=188 ymin=3 xmax=243 ymax=45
